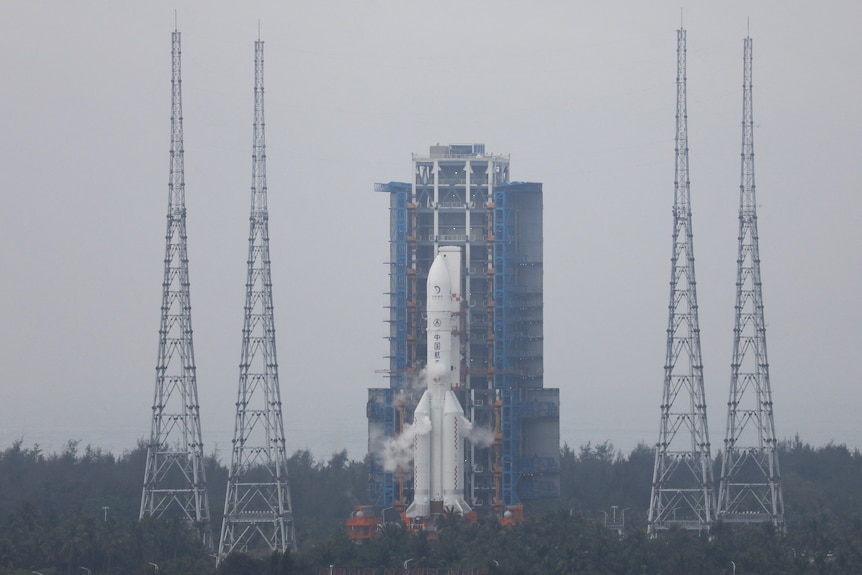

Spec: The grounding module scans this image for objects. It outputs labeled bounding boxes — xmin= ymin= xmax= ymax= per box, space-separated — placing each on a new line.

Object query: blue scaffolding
xmin=493 ymin=182 xmax=545 ymax=507
xmin=391 ymin=184 xmax=410 ymax=387
xmin=494 ymin=185 xmax=519 ymax=506
xmin=371 ymin=182 xmax=412 ymax=506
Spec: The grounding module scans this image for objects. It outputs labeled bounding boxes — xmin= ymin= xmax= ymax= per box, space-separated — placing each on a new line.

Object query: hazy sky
xmin=1 ymin=2 xmax=860 ymax=463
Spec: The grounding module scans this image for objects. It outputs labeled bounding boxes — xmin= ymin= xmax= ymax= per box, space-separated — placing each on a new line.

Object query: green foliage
xmin=0 ymin=508 xmax=210 ymax=575
xmin=560 ymin=440 xmax=653 ymax=529
xmin=0 ymin=441 xmax=361 ymax=574
xmin=287 ymin=449 xmax=368 ymax=545
xmin=2 ymin=437 xmax=862 ymax=574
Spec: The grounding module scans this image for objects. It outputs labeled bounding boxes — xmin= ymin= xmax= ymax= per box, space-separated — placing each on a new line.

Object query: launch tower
xmin=369 ymin=144 xmax=559 ymax=520
xmin=219 ymin=40 xmax=297 ymax=556
xmin=140 ymin=30 xmax=213 ymax=550
xmin=716 ymin=37 xmax=785 ymax=532
xmin=648 ymin=29 xmax=715 ymax=534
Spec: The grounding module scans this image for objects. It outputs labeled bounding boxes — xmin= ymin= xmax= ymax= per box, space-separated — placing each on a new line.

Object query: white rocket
xmin=406 ymin=247 xmax=472 ymax=518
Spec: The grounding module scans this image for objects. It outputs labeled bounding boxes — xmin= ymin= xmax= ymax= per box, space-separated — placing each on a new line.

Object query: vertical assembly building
xmin=367 ymin=143 xmax=559 ymax=519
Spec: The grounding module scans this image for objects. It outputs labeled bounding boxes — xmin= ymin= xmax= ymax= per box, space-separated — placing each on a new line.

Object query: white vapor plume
xmin=458 ymin=414 xmax=495 ymax=448
xmin=399 ymin=368 xmax=427 ymax=391
xmin=377 ymin=414 xmax=432 ymax=472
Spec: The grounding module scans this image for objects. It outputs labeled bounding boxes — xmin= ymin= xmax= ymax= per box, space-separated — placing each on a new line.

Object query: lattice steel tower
xmin=219 ymin=39 xmax=296 ymax=557
xmin=648 ymin=28 xmax=715 ymax=534
xmin=141 ymin=30 xmax=214 ymax=551
xmin=717 ymin=37 xmax=785 ymax=532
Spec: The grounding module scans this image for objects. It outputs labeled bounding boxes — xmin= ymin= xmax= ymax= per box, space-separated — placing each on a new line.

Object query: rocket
xmin=406 ymin=247 xmax=472 ymax=518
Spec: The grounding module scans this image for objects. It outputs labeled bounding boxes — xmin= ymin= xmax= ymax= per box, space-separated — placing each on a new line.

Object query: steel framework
xmin=140 ymin=30 xmax=213 ymax=551
xmin=648 ymin=28 xmax=715 ymax=534
xmin=717 ymin=37 xmax=785 ymax=532
xmin=219 ymin=40 xmax=297 ymax=557
xmin=369 ymin=146 xmax=558 ymax=517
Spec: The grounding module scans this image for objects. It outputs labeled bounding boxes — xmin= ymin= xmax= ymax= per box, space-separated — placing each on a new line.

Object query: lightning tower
xmin=717 ymin=37 xmax=785 ymax=532
xmin=141 ymin=30 xmax=214 ymax=550
xmin=648 ymin=28 xmax=715 ymax=534
xmin=219 ymin=39 xmax=297 ymax=557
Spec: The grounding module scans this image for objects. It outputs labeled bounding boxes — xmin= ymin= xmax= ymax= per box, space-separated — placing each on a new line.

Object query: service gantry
xmin=369 ymin=144 xmax=560 ymax=520
xmin=648 ymin=28 xmax=715 ymax=534
xmin=717 ymin=36 xmax=786 ymax=532
xmin=219 ymin=39 xmax=297 ymax=557
xmin=140 ymin=29 xmax=214 ymax=551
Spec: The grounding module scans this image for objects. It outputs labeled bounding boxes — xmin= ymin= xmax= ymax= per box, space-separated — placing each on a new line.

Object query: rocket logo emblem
xmin=433 ymin=285 xmax=441 ymax=294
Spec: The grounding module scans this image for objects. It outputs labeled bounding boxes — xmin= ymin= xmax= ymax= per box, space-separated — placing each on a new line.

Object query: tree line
xmin=0 ymin=437 xmax=860 ymax=574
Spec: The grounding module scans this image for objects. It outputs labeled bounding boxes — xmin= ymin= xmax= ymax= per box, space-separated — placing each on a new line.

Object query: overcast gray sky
xmin=1 ymin=1 xmax=860 ymax=462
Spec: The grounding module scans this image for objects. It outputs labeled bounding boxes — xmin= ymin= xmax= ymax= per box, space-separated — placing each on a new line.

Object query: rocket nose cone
xmin=427 ymin=254 xmax=452 ymax=296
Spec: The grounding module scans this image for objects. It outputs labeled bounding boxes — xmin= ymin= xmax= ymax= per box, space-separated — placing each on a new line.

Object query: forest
xmin=1 ymin=437 xmax=861 ymax=574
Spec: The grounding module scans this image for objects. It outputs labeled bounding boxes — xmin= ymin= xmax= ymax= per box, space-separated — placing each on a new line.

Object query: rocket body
xmin=406 ymin=248 xmax=471 ymax=518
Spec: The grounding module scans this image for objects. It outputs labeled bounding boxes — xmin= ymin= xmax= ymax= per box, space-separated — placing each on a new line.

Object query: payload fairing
xmin=406 ymin=247 xmax=472 ymax=518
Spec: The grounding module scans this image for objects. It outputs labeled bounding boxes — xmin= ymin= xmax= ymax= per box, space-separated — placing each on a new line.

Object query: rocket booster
xmin=406 ymin=247 xmax=471 ymax=518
